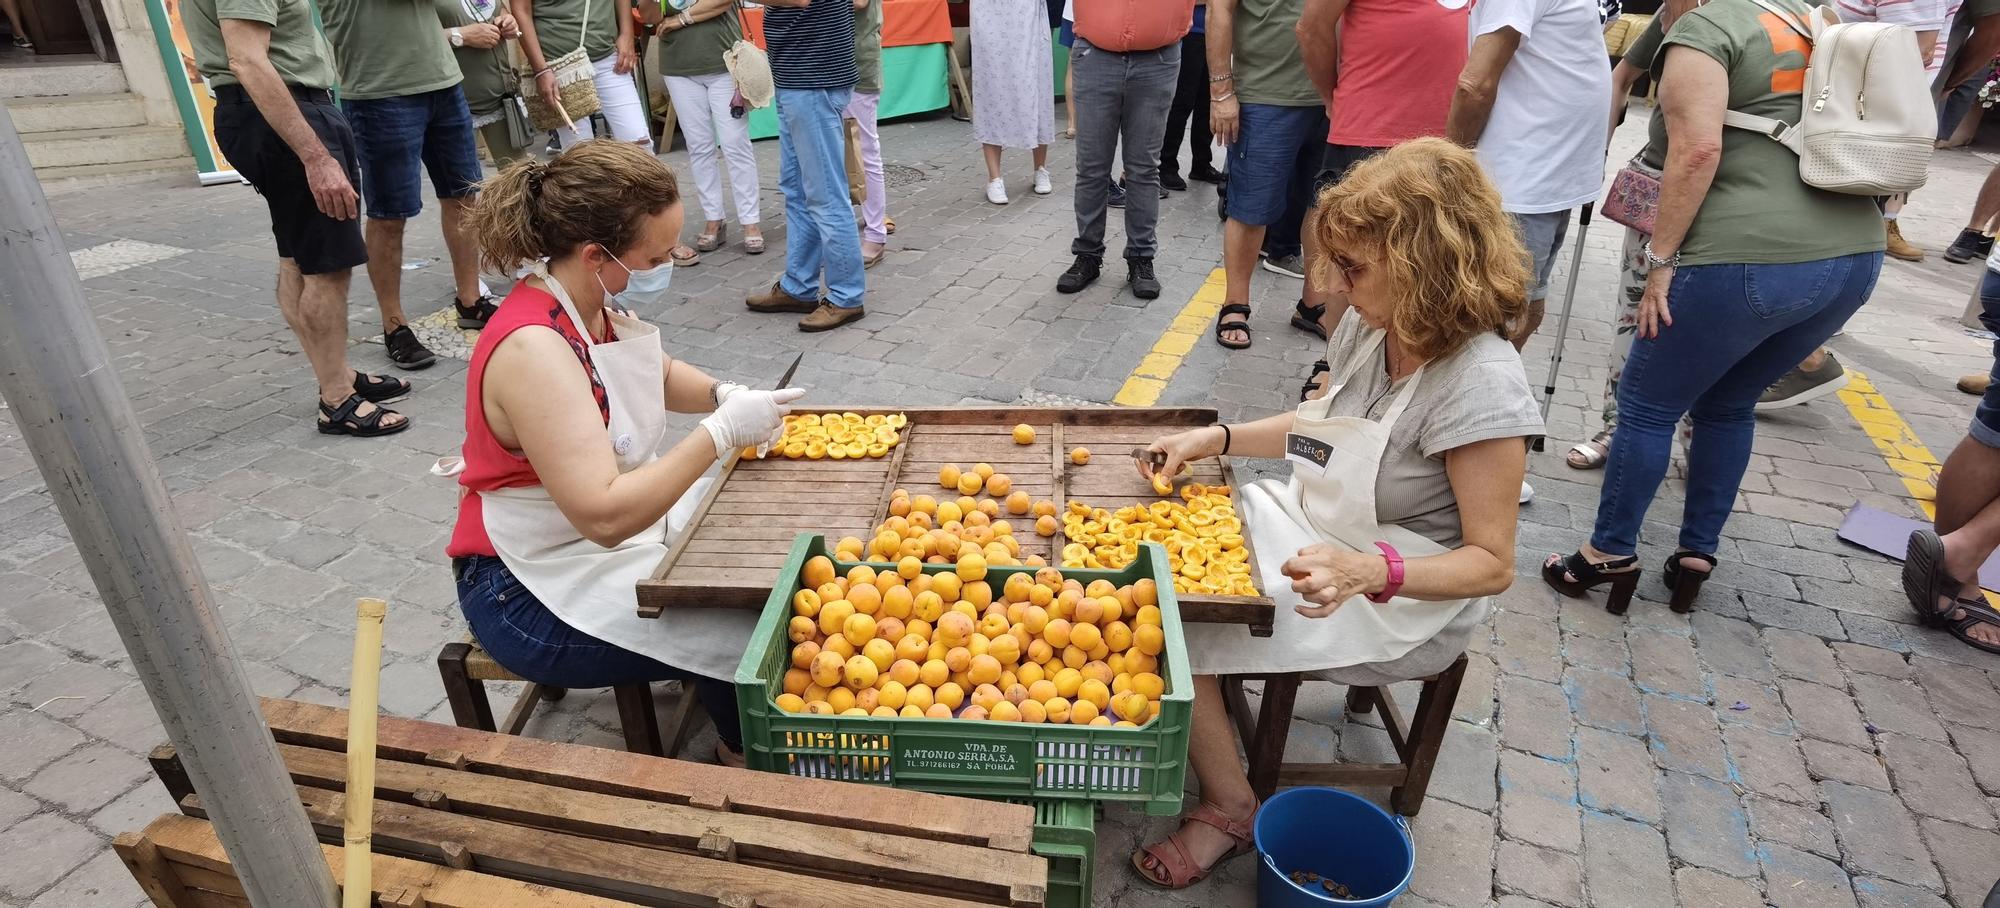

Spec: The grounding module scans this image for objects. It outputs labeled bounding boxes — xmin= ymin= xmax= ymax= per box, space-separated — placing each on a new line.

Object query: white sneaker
xmin=1519 ymin=480 xmax=1535 ymax=504
xmin=985 ymin=179 xmax=1010 ymax=205
xmin=1033 ymin=167 xmax=1054 ymax=195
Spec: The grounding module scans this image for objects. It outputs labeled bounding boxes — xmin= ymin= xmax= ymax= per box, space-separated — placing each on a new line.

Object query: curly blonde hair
xmin=1310 ymin=138 xmax=1530 ymax=361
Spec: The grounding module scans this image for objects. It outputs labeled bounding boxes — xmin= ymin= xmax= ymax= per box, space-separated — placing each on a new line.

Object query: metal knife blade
xmin=775 ymin=352 xmax=804 ymax=390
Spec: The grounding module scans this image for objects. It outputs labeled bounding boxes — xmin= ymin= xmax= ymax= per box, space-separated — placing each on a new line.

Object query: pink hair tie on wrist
xmin=1367 ymin=541 xmax=1404 ymax=604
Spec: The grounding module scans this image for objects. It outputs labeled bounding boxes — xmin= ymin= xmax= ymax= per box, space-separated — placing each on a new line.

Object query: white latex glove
xmin=701 ymin=387 xmax=805 ymax=458
xmin=713 ymin=380 xmax=748 ymax=406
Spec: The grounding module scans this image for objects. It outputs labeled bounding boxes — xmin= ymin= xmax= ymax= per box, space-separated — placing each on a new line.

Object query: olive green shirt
xmin=531 ymin=0 xmax=619 ymax=65
xmin=1625 ymin=17 xmax=1666 ymax=167
xmin=1650 ymin=0 xmax=1885 ymax=266
xmin=854 ymin=0 xmax=883 ymax=94
xmin=183 ymin=0 xmax=340 ymax=90
xmin=654 ymin=2 xmax=739 ymax=78
xmin=318 ymin=0 xmax=463 ymax=99
xmin=434 ymin=0 xmax=518 ymax=115
xmin=1232 ymin=0 xmax=1317 ymax=107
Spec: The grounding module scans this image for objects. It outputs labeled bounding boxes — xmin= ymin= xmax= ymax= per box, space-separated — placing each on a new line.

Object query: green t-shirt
xmin=1626 ymin=17 xmax=1666 ymax=167
xmin=1233 ymin=0 xmax=1317 ymax=107
xmin=854 ymin=0 xmax=883 ymax=93
xmin=434 ymin=0 xmax=518 ymax=115
xmin=531 ymin=0 xmax=619 ymax=65
xmin=1651 ymin=0 xmax=1885 ymax=266
xmin=318 ymin=0 xmax=462 ymax=99
xmin=183 ymin=0 xmax=340 ymax=90
xmin=655 ymin=5 xmax=739 ymax=78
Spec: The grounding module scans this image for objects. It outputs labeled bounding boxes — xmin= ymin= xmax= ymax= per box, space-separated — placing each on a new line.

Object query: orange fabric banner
xmin=740 ymin=0 xmax=952 ymax=49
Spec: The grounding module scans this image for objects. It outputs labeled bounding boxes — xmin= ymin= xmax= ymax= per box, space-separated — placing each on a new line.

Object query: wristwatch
xmin=449 ymin=27 xmax=464 ymax=47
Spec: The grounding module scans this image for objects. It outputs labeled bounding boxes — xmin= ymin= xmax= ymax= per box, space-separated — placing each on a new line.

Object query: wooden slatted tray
xmin=124 ymin=698 xmax=1049 ymax=908
xmin=639 ymin=407 xmax=1276 ymax=634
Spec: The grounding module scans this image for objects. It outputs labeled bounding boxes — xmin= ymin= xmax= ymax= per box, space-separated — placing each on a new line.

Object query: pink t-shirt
xmin=1327 ymin=0 xmax=1473 ymax=147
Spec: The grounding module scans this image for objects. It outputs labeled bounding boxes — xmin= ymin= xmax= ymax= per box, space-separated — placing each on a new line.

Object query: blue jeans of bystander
xmin=776 ymin=86 xmax=865 ymax=309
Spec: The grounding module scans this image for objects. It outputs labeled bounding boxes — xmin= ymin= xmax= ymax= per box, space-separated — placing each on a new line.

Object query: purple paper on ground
xmin=1837 ymin=503 xmax=2000 ymax=591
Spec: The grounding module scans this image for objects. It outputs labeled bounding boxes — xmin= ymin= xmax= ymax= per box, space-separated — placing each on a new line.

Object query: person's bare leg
xmin=1301 ymin=206 xmax=1349 ymax=333
xmin=438 ymin=197 xmax=482 ymax=305
xmin=1943 ymin=104 xmax=1985 ymax=149
xmin=983 ymin=144 xmax=1004 ymax=181
xmin=1064 ymin=69 xmax=1077 ymax=136
xmin=1033 ymin=143 xmax=1048 ymax=170
xmin=1933 ymin=436 xmax=2000 ymax=647
xmin=1219 ymin=219 xmax=1264 ymax=347
xmin=364 ymin=217 xmax=412 ymax=332
xmin=1967 ymin=162 xmax=2000 ymax=233
xmin=1511 ymin=297 xmax=1547 ymax=351
xmin=1797 ymin=347 xmax=1828 ymax=372
xmin=282 ymin=261 xmax=403 ymax=427
xmin=0 ymin=0 xmax=24 ymax=40
xmin=1135 ymin=675 xmax=1257 ymax=876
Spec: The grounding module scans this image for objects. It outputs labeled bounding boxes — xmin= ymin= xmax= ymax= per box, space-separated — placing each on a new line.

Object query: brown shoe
xmin=1886 ymin=220 xmax=1925 ymax=262
xmin=1959 ymin=373 xmax=1991 ymax=395
xmin=746 ymin=281 xmax=819 ymax=314
xmin=799 ymin=303 xmax=864 ymax=332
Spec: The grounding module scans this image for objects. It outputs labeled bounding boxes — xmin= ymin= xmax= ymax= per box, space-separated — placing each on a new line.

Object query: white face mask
xmin=597 ymin=246 xmax=674 ymax=309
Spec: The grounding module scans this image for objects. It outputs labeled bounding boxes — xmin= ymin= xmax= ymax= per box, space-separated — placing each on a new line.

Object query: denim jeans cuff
xmin=1970 ymin=415 xmax=2000 ymax=450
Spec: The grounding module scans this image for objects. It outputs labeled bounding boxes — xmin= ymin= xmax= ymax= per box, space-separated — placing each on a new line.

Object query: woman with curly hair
xmin=1129 ymin=137 xmax=1542 ymax=889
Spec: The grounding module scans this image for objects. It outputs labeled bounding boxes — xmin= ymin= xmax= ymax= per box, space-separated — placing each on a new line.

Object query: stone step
xmin=35 ymin=158 xmax=193 ymax=195
xmin=8 ymin=92 xmax=146 ymax=134
xmin=24 ymin=125 xmax=188 ymax=169
xmin=0 ymin=59 xmax=127 ymax=98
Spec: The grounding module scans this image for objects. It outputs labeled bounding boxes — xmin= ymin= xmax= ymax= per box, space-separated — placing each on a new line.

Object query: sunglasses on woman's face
xmin=1331 ymin=254 xmax=1376 ymax=286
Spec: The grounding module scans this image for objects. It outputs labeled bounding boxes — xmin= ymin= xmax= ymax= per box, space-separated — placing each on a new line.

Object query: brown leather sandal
xmin=1131 ymin=799 xmax=1259 ymax=890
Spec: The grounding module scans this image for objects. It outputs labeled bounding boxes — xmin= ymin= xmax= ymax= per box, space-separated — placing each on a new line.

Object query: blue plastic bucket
xmin=1254 ymin=787 xmax=1414 ymax=907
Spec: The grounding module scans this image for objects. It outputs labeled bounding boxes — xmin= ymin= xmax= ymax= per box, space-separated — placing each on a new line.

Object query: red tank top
xmin=446 ymin=284 xmax=616 ymax=558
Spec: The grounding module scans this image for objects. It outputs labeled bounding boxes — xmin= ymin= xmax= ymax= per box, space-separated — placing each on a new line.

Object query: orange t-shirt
xmin=1072 ymin=0 xmax=1196 ymax=51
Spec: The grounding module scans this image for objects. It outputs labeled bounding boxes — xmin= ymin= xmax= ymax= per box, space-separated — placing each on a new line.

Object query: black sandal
xmin=1902 ymin=529 xmax=1963 ymax=627
xmin=1216 ymin=303 xmax=1252 ymax=350
xmin=352 ymin=370 xmax=411 ymax=404
xmin=1291 ymin=300 xmax=1328 ymax=340
xmin=1300 ymin=359 xmax=1329 ymax=402
xmin=1543 ymin=551 xmax=1641 ymax=615
xmin=317 ymin=393 xmax=409 ymax=437
xmin=1943 ymin=596 xmax=2000 ymax=655
xmin=1662 ymin=551 xmax=1717 ymax=613
xmin=455 ymin=294 xmax=500 ymax=329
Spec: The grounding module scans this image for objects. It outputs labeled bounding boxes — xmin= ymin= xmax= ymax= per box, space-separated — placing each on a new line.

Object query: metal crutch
xmin=1532 ymin=202 xmax=1594 ymax=453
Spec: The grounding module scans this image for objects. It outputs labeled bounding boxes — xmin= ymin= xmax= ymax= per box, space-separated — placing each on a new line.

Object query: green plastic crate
xmin=1029 ymin=799 xmax=1097 ymax=908
xmin=734 ymin=534 xmax=1192 ymax=815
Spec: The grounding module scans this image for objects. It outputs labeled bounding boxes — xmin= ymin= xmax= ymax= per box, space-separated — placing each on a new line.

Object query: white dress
xmin=971 ymin=0 xmax=1055 ymax=149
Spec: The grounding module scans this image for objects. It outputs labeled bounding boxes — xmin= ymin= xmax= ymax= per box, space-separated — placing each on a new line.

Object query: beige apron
xmin=1185 ymin=329 xmax=1482 ymax=676
xmin=439 ymin=266 xmax=750 ymax=681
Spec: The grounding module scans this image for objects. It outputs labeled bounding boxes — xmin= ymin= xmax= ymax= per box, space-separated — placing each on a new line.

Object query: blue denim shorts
xmin=453 ymin=554 xmax=744 ymax=749
xmin=1974 ymin=267 xmax=2000 ymax=448
xmin=1225 ymin=103 xmax=1327 ymax=226
xmin=343 ymin=86 xmax=484 ymax=220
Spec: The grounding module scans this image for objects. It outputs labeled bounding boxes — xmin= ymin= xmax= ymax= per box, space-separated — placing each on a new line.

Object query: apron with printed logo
xmin=439 ymin=265 xmax=750 ymax=680
xmin=1185 ymin=329 xmax=1483 ymax=676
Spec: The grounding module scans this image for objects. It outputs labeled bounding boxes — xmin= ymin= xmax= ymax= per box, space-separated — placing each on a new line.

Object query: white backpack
xmin=1721 ymin=0 xmax=1936 ymax=195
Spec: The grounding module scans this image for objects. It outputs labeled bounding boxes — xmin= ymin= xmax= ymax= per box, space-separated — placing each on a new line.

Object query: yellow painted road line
xmin=1836 ymin=369 xmax=1941 ymax=521
xmin=1114 ymin=268 xmax=1228 ymax=407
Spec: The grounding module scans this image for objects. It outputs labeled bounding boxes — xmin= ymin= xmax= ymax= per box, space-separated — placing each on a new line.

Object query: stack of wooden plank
xmin=118 ymin=698 xmax=1051 ymax=908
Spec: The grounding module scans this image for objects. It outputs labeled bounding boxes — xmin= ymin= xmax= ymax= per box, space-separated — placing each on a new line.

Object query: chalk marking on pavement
xmin=1114 ymin=268 xmax=1227 ymax=407
xmin=1836 ymin=369 xmax=1940 ymax=521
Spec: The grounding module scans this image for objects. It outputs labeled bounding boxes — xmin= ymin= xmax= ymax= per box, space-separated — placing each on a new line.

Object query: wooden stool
xmin=1220 ymin=654 xmax=1469 ymax=816
xmin=436 ymin=636 xmax=705 ymax=758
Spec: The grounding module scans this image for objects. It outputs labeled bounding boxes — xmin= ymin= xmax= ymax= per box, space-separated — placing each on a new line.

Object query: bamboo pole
xmin=343 ymin=599 xmax=388 ymax=908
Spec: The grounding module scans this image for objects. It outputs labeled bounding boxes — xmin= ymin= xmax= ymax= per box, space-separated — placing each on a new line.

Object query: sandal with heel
xmin=1543 ymin=551 xmax=1641 ymax=615
xmin=1662 ymin=551 xmax=1717 ymax=613
xmin=1132 ymin=799 xmax=1259 ymax=890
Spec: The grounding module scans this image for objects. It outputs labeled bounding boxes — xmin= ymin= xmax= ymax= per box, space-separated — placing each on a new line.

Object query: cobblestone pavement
xmin=3 ymin=103 xmax=1999 ymax=907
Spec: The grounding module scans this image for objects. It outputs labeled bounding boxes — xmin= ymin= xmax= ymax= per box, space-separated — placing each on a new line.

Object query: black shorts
xmin=213 ymin=85 xmax=368 ymax=275
xmin=1312 ymin=143 xmax=1389 ymax=198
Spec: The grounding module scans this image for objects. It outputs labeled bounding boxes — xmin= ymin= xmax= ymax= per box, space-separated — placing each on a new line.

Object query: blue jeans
xmin=1972 ymin=268 xmax=2000 ymax=448
xmin=342 ymin=87 xmax=483 ymax=220
xmin=1590 ymin=252 xmax=1883 ymax=557
xmin=775 ymin=87 xmax=865 ymax=309
xmin=453 ymin=554 xmax=743 ymax=749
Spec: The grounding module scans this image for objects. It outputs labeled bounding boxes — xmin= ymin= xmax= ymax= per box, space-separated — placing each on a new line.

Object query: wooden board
xmin=257 ymin=698 xmax=1038 ymax=853
xmin=125 ymin=814 xmax=640 ymax=908
xmin=639 ymin=406 xmax=1276 ymax=634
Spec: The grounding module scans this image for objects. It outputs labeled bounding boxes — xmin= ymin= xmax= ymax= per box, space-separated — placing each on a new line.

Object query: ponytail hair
xmin=472 ymin=140 xmax=682 ymax=273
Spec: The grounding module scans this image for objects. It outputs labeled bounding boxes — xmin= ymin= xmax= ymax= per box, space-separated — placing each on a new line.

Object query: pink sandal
xmin=1131 ymin=799 xmax=1259 ymax=889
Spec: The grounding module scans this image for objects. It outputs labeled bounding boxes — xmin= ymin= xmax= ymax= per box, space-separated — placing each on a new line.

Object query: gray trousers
xmin=1068 ymin=36 xmax=1180 ymax=260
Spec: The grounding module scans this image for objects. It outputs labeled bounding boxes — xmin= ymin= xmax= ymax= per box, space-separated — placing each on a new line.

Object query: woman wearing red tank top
xmin=447 ymin=142 xmax=806 ymax=764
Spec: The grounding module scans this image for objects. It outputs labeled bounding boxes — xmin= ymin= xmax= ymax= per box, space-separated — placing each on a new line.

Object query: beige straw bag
xmin=724 ymin=3 xmax=773 ymax=109
xmin=521 ymin=0 xmax=602 ymax=131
